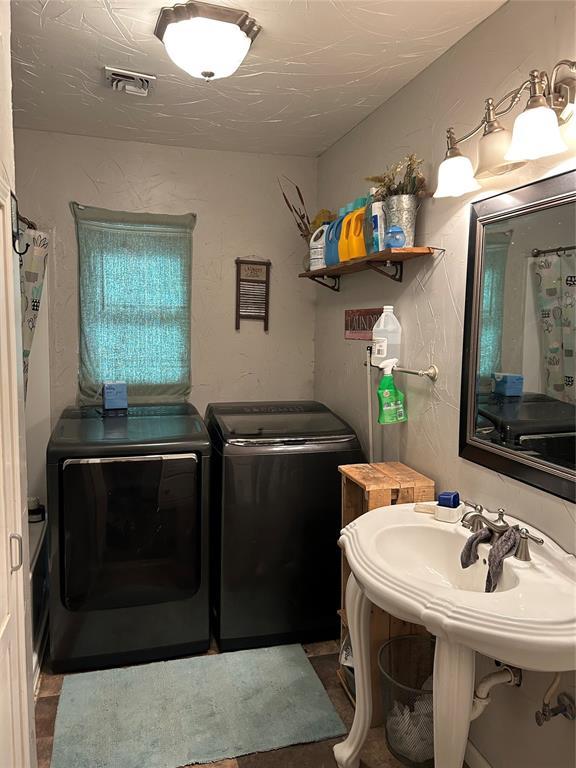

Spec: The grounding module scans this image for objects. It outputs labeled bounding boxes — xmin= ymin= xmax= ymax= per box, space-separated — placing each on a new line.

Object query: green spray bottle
xmin=377 ymin=358 xmax=407 ymax=425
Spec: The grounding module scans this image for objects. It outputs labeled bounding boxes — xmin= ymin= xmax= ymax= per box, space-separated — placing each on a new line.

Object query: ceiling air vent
xmin=104 ymin=67 xmax=156 ymax=97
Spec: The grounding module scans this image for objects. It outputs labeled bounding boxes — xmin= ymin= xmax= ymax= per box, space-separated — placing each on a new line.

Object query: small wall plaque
xmin=236 ymin=258 xmax=271 ymax=331
xmin=344 ymin=307 xmax=381 ymax=340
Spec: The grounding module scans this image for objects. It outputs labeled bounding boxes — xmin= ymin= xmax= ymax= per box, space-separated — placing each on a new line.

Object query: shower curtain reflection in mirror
xmin=532 ymin=248 xmax=576 ymax=404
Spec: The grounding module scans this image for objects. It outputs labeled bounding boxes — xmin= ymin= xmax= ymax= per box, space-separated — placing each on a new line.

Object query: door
xmin=219 ymin=442 xmax=363 ymax=645
xmin=61 ymin=455 xmax=200 ymax=611
xmin=0 ymin=177 xmax=35 ymax=766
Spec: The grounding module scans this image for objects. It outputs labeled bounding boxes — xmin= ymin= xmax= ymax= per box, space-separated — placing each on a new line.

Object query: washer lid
xmin=47 ymin=403 xmax=211 ymax=460
xmin=207 ymin=401 xmax=356 ymax=441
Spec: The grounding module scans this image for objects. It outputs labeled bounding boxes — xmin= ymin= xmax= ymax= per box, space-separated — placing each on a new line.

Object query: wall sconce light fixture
xmin=155 ymin=1 xmax=261 ymax=81
xmin=434 ymin=59 xmax=576 ymax=198
xmin=505 ymin=69 xmax=568 ymax=161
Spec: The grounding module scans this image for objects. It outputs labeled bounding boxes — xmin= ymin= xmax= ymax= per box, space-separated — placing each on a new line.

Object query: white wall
xmin=316 ymin=2 xmax=575 ymax=767
xmin=14 ymin=131 xmax=317 ymax=421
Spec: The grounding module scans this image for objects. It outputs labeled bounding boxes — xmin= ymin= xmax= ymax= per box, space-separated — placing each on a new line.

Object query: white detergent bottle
xmin=372 ymin=306 xmax=402 ymax=368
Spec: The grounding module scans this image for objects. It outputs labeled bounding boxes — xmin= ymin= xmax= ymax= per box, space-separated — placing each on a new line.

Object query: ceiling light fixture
xmin=434 ymin=59 xmax=575 ymax=198
xmin=154 ymin=1 xmax=261 ymax=81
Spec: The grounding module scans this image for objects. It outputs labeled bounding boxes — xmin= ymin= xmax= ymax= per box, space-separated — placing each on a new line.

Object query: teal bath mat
xmin=51 ymin=645 xmax=346 ymax=768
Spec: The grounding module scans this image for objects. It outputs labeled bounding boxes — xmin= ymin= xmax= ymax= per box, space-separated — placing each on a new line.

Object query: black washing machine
xmin=205 ymin=401 xmax=364 ymax=652
xmin=46 ymin=404 xmax=210 ymax=672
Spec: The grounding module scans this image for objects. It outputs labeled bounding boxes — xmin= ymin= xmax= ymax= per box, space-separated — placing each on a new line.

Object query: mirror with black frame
xmin=460 ymin=170 xmax=576 ymax=502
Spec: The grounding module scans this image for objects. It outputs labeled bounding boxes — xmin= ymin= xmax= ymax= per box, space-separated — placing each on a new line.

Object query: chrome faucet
xmin=461 ymin=501 xmax=510 ymax=538
xmin=461 ymin=501 xmax=545 ymax=559
xmin=515 ymin=528 xmax=544 ymax=561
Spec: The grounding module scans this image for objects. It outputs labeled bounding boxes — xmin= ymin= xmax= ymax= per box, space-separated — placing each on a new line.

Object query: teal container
xmin=325 ymin=217 xmax=345 ymax=266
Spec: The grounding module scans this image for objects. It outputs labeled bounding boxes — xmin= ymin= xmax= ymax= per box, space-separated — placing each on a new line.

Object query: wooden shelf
xmin=299 ymin=247 xmax=434 ymax=290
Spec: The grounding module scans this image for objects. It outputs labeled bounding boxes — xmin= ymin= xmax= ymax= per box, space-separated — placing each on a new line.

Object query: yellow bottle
xmin=347 ymin=207 xmax=367 ymax=260
xmin=338 ymin=212 xmax=355 ymax=262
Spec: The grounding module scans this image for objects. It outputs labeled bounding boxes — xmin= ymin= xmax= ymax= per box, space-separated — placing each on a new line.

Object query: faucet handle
xmin=461 ymin=502 xmax=485 ymax=533
xmin=515 ymin=528 xmax=544 ymax=561
xmin=482 ymin=506 xmax=510 ymax=532
xmin=463 ymin=500 xmax=484 ymax=514
xmin=484 ymin=505 xmax=506 ymax=519
xmin=521 ymin=528 xmax=544 ymax=545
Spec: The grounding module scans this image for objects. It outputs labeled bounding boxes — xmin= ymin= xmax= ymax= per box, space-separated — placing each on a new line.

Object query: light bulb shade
xmin=163 ymin=18 xmax=250 ymax=79
xmin=434 ymin=154 xmax=481 ymax=198
xmin=505 ymin=105 xmax=568 ymax=161
xmin=560 ymin=110 xmax=576 ymax=148
xmin=475 ymin=127 xmax=526 ymax=178
xmin=155 ymin=2 xmax=261 ymax=80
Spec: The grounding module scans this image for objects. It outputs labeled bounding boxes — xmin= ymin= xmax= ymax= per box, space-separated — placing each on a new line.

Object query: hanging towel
xmin=18 ymin=226 xmax=49 ymax=399
xmin=485 ymin=526 xmax=520 ymax=593
xmin=460 ymin=527 xmax=492 ymax=569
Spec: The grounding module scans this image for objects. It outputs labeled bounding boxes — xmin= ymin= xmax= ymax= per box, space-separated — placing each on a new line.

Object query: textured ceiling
xmin=11 ymin=0 xmax=504 ymax=156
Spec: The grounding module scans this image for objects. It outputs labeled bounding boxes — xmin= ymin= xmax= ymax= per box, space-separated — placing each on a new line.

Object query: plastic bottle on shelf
xmin=325 ymin=216 xmax=345 ymax=266
xmin=371 ymin=306 xmax=402 ymax=368
xmin=309 ymin=223 xmax=330 ymax=270
xmin=347 ymin=205 xmax=367 ymax=260
xmin=363 ymin=187 xmax=385 ymax=255
xmin=383 ymin=224 xmax=406 ymax=249
xmin=339 ymin=211 xmax=356 ymax=262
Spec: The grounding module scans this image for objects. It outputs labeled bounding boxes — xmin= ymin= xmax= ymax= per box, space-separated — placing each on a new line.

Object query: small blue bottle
xmin=384 ymin=225 xmax=406 ymax=248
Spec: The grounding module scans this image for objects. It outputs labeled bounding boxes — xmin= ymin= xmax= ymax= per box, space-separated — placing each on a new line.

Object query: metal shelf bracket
xmin=308 ymin=274 xmax=341 ymax=292
xmin=366 ymin=260 xmax=403 ymax=282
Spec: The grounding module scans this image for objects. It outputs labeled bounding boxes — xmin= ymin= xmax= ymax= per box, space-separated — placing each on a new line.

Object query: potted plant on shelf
xmin=366 ymin=154 xmax=427 ymax=247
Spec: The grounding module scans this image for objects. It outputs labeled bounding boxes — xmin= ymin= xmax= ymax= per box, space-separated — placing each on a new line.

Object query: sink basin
xmin=375 ymin=524 xmax=520 ymax=593
xmin=340 ymin=504 xmax=576 ymax=672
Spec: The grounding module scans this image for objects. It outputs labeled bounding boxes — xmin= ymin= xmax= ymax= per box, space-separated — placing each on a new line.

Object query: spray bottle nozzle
xmin=378 ymin=357 xmax=398 ymax=374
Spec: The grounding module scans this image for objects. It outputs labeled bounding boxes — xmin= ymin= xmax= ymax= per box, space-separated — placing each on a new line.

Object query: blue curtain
xmin=72 ymin=203 xmax=195 ymax=403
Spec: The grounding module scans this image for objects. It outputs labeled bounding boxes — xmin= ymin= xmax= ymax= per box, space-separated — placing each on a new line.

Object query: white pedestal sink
xmin=333 ymin=503 xmax=576 ymax=768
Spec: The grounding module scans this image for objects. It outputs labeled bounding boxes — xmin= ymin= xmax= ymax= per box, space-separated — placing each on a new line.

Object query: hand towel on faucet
xmin=485 ymin=526 xmax=520 ymax=593
xmin=460 ymin=527 xmax=492 ymax=569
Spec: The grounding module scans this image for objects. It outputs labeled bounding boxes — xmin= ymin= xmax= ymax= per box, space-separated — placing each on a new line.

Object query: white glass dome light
xmin=163 ymin=17 xmax=251 ymax=80
xmin=559 ymin=101 xmax=576 ymax=147
xmin=434 ymin=154 xmax=481 ymax=198
xmin=474 ymin=100 xmax=527 ymax=179
xmin=155 ymin=1 xmax=261 ymax=81
xmin=505 ymin=70 xmax=568 ymax=162
xmin=475 ymin=126 xmax=524 ymax=178
xmin=434 ymin=131 xmax=480 ymax=198
xmin=505 ymin=105 xmax=568 ymax=161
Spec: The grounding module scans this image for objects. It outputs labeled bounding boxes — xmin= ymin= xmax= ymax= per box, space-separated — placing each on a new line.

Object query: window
xmin=478 ymin=230 xmax=512 ymax=377
xmin=72 ymin=203 xmax=195 ymax=403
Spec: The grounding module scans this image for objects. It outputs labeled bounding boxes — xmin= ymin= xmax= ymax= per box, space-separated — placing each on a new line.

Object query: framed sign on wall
xmin=344 ymin=307 xmax=381 ymax=340
xmin=235 ymin=258 xmax=271 ymax=331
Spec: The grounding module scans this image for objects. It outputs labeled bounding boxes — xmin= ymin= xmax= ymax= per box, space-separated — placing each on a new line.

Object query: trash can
xmin=379 ymin=635 xmax=436 ymax=767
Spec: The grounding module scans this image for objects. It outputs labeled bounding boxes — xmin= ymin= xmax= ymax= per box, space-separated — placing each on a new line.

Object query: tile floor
xmin=35 ymin=640 xmax=404 ymax=768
